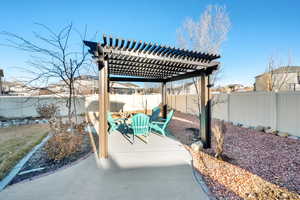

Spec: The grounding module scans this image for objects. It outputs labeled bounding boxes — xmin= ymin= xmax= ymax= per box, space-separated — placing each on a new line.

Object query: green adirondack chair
xmin=150 ymin=110 xmax=174 ymax=136
xmin=150 ymin=106 xmax=161 ymax=122
xmin=129 ymin=113 xmax=150 ymax=143
xmin=107 ymin=112 xmax=122 ymax=134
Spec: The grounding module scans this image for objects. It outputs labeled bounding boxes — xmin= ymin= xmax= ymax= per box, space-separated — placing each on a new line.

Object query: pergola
xmin=84 ymin=35 xmax=220 ymax=159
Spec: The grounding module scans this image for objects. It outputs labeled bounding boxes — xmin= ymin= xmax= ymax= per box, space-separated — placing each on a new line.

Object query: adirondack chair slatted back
xmin=107 ymin=112 xmax=118 ymax=130
xmin=162 ymin=110 xmax=174 ymax=130
xmin=131 ymin=113 xmax=150 ymax=135
xmin=150 ymin=107 xmax=161 ymax=121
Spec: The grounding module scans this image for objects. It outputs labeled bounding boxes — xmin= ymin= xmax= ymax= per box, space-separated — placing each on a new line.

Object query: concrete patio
xmin=0 ymin=132 xmax=209 ymax=200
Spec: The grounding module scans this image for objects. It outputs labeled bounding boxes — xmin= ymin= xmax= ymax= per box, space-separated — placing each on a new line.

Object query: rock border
xmin=5 ymin=151 xmax=92 ymax=188
xmin=186 ymin=146 xmax=217 ymax=200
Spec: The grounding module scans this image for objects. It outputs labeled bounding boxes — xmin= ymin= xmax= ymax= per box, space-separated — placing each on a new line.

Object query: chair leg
xmin=132 ymin=134 xmax=135 ymax=144
xmin=146 ymin=135 xmax=149 ymax=143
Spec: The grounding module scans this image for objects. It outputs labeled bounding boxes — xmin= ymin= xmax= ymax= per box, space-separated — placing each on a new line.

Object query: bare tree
xmin=176 ymin=5 xmax=230 ymax=141
xmin=177 ymin=4 xmax=230 ymax=90
xmin=177 ymin=5 xmax=229 ymax=86
xmin=177 ymin=5 xmax=230 ymax=54
xmin=1 ymin=23 xmax=92 ymax=127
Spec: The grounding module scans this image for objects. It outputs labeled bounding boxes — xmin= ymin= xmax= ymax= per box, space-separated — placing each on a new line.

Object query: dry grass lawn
xmin=0 ymin=124 xmax=50 ymax=180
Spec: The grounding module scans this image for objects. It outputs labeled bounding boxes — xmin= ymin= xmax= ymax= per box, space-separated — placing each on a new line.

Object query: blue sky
xmin=1 ymin=0 xmax=300 ymax=86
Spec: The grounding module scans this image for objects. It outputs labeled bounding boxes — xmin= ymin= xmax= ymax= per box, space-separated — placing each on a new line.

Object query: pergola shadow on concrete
xmin=84 ymin=35 xmax=220 ymax=159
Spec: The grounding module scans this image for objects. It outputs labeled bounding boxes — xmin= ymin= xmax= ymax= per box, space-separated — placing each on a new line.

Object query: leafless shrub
xmin=212 ymin=121 xmax=226 ymax=160
xmin=48 ymin=116 xmax=67 ymax=134
xmin=36 ymin=103 xmax=59 ymax=119
xmin=75 ymin=121 xmax=87 ymax=134
xmin=44 ymin=132 xmax=83 ymax=161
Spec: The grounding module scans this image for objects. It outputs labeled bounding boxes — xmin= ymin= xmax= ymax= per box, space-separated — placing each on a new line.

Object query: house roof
xmin=74 ymin=75 xmax=99 ymax=80
xmin=111 ymin=82 xmax=139 ymax=89
xmin=255 ymin=66 xmax=300 ymax=78
xmin=84 ymin=34 xmax=220 ymax=82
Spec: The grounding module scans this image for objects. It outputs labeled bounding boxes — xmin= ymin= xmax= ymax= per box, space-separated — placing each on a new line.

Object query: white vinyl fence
xmin=0 ymin=96 xmax=86 ymax=118
xmin=85 ymin=94 xmax=161 ymax=113
xmin=0 ymin=94 xmax=161 ymax=119
xmin=167 ymin=92 xmax=300 ymax=137
xmin=2 ymin=92 xmax=299 ymax=137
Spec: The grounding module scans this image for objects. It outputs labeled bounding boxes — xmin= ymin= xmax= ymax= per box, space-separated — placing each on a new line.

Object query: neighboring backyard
xmin=0 ymin=124 xmax=50 ymax=180
xmin=169 ymin=111 xmax=300 ymax=199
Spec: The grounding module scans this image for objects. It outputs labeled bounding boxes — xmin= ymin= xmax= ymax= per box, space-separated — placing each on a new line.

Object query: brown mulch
xmin=169 ymin=111 xmax=300 ymax=199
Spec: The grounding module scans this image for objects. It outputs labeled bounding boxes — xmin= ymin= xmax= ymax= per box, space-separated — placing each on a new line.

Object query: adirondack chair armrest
xmin=115 ymin=119 xmax=124 ymax=123
xmin=151 ymin=121 xmax=165 ymax=124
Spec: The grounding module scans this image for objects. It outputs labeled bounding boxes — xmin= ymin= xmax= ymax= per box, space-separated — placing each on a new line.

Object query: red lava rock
xmin=169 ymin=111 xmax=300 ymax=199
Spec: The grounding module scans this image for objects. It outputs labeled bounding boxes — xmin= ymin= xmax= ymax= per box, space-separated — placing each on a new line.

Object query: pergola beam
xmin=166 ymin=64 xmax=219 ymax=82
xmin=109 ymin=76 xmax=165 ymax=82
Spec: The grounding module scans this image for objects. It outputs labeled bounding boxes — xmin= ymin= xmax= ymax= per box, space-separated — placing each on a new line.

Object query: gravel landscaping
xmin=169 ymin=111 xmax=300 ymax=199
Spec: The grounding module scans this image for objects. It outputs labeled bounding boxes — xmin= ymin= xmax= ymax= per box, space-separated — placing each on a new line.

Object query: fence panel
xmin=229 ymin=92 xmax=276 ymax=128
xmin=277 ymin=92 xmax=300 ymax=137
xmin=166 ymin=92 xmax=300 ymax=137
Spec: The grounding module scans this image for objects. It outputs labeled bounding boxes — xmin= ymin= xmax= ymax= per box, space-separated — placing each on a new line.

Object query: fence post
xmin=227 ymin=93 xmax=230 ymax=122
xmin=185 ymin=94 xmax=188 ymax=113
xmin=274 ymin=92 xmax=278 ymax=130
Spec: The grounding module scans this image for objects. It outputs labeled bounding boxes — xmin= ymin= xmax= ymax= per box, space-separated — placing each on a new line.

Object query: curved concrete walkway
xmin=0 ymin=133 xmax=209 ymax=200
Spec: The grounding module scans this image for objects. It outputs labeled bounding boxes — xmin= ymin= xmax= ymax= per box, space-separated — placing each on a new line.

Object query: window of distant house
xmin=298 ymin=72 xmax=300 ymax=84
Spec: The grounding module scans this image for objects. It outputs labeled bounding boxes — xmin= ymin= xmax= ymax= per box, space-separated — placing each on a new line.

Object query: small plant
xmin=44 ymin=132 xmax=83 ymax=161
xmin=75 ymin=121 xmax=87 ymax=134
xmin=36 ymin=103 xmax=59 ymax=119
xmin=212 ymin=121 xmax=226 ymax=160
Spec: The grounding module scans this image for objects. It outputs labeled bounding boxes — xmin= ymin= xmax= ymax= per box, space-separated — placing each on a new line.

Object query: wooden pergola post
xmin=200 ymin=74 xmax=211 ymax=148
xmin=161 ymin=82 xmax=167 ymax=119
xmin=0 ymin=69 xmax=3 ymax=95
xmin=98 ymin=59 xmax=109 ymax=159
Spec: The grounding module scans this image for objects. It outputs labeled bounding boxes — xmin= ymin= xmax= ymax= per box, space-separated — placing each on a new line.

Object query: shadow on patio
xmin=0 ymin=130 xmax=210 ymax=200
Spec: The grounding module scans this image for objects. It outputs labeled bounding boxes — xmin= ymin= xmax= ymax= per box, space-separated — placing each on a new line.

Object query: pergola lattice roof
xmin=84 ymin=34 xmax=217 ymax=158
xmin=84 ymin=35 xmax=220 ymax=82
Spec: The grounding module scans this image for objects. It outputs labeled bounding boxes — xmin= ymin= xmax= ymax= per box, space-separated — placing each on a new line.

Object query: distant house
xmin=110 ymin=82 xmax=141 ymax=94
xmin=167 ymin=82 xmax=196 ymax=95
xmin=2 ymin=81 xmax=32 ymax=96
xmin=168 ymin=81 xmax=252 ymax=95
xmin=49 ymin=75 xmax=141 ymax=95
xmin=74 ymin=75 xmax=98 ymax=95
xmin=255 ymin=66 xmax=300 ymax=91
xmin=226 ymin=84 xmax=245 ymax=92
xmin=73 ymin=75 xmax=141 ymax=95
xmin=2 ymin=75 xmax=142 ymax=96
